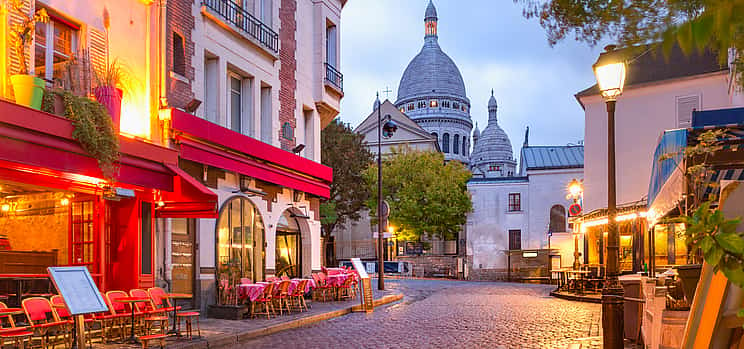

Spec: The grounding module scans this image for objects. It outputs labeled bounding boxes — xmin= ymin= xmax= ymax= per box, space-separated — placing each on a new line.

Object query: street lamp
xmin=593 ymin=44 xmax=626 ymax=349
xmin=567 ymin=179 xmax=583 ymax=270
xmin=376 ymin=92 xmax=397 ymax=290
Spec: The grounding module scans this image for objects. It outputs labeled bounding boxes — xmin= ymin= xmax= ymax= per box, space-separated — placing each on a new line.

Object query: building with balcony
xmin=162 ymin=0 xmax=345 ymax=312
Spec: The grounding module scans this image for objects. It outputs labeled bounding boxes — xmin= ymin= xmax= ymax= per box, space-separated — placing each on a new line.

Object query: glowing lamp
xmin=158 ymin=108 xmax=173 ymax=121
xmin=593 ymin=45 xmax=626 ymax=101
xmin=60 ymin=198 xmax=70 ymax=206
xmin=568 ymin=179 xmax=583 ymax=199
xmin=157 ymin=201 xmax=165 ymax=208
xmin=1 ymin=204 xmax=9 ymax=212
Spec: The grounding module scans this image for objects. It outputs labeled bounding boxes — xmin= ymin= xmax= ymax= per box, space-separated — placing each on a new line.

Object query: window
xmin=172 ymin=32 xmax=186 ymax=76
xmin=417 ymin=100 xmax=426 ymax=109
xmin=204 ymin=55 xmax=219 ymax=122
xmin=508 ymin=193 xmax=521 ymax=212
xmin=676 ymin=95 xmax=700 ymax=128
xmin=260 ymin=85 xmax=272 ymax=143
xmin=229 ymin=74 xmax=242 ymax=133
xmin=282 ymin=122 xmax=294 ymax=140
xmin=453 ymin=101 xmax=460 ymax=109
xmin=400 ymin=108 xmax=405 ymax=113
xmin=217 ymin=197 xmax=265 ymax=302
xmin=407 ymin=103 xmax=414 ymax=111
xmin=442 ymin=100 xmax=450 ymax=108
xmin=260 ymin=0 xmax=273 ymax=27
xmin=462 ymin=137 xmax=467 ymax=155
xmin=489 ymin=164 xmax=500 ymax=172
xmin=430 ymin=100 xmax=438 ymax=108
xmin=508 ymin=229 xmax=521 ymax=250
xmin=431 ymin=132 xmax=438 ymax=142
xmin=35 ymin=15 xmax=77 ymax=82
xmin=442 ymin=133 xmax=450 ymax=153
xmin=326 ymin=23 xmax=337 ymax=68
xmin=549 ymin=205 xmax=567 ymax=233
xmin=453 ymin=135 xmax=460 ymax=154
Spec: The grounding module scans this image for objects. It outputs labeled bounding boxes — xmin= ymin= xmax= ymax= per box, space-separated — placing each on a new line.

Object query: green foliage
xmin=684 ymin=202 xmax=744 ymax=286
xmin=320 ymin=119 xmax=375 ymax=237
xmin=8 ymin=1 xmax=48 ymax=75
xmin=363 ymin=148 xmax=472 ymax=241
xmin=515 ymin=0 xmax=744 ymax=89
xmin=42 ymin=89 xmax=120 ymax=180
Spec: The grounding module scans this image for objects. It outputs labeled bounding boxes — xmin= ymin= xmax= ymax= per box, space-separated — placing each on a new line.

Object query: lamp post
xmin=567 ymin=179 xmax=583 ymax=270
xmin=376 ymin=92 xmax=397 ymax=290
xmin=593 ymin=44 xmax=627 ymax=349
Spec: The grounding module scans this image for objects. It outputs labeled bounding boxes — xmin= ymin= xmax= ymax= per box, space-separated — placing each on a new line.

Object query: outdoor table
xmin=115 ymin=297 xmax=151 ymax=344
xmin=291 ymin=278 xmax=315 ymax=293
xmin=162 ymin=293 xmax=192 ymax=336
xmin=326 ymin=274 xmax=348 ymax=287
xmin=324 ymin=268 xmax=346 ymax=276
xmin=237 ymin=284 xmax=266 ymax=302
xmin=0 ymin=274 xmax=49 ymax=306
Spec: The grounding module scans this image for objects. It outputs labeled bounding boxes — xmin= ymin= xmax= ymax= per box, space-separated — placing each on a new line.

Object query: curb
xmin=168 ymin=294 xmax=404 ymax=348
xmin=550 ymin=291 xmax=602 ymax=304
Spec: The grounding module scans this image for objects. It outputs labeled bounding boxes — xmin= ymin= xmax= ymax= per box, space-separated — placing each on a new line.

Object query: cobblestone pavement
xmin=232 ymin=279 xmax=602 ymax=349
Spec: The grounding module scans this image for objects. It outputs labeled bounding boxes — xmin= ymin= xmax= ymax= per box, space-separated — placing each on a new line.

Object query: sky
xmin=338 ymin=0 xmax=606 ymax=149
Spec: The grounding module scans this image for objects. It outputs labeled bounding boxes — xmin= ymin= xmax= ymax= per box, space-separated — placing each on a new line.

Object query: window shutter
xmin=5 ymin=0 xmax=33 ymax=96
xmin=87 ymin=26 xmax=107 ymax=85
xmin=677 ymin=95 xmax=700 ymax=128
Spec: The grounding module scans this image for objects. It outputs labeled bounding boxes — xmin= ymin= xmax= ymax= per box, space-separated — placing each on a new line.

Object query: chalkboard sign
xmin=47 ymin=267 xmax=109 ymax=315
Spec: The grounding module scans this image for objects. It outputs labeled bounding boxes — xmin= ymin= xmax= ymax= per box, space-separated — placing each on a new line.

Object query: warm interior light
xmin=60 ymin=198 xmax=70 ymax=206
xmin=1 ymin=204 xmax=9 ymax=212
xmin=158 ymin=108 xmax=172 ymax=121
xmin=157 ymin=201 xmax=165 ymax=208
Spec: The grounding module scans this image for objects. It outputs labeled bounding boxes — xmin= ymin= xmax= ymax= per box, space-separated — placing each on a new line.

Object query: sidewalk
xmin=92 ymin=289 xmax=402 ymax=349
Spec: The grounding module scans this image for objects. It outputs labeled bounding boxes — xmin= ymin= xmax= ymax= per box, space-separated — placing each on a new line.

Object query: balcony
xmin=325 ymin=63 xmax=343 ymax=92
xmin=201 ymin=0 xmax=279 ymax=56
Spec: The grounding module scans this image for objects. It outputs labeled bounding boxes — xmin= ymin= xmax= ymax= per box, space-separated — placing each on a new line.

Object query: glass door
xmin=275 ymin=232 xmax=300 ymax=278
xmin=171 ymin=218 xmax=195 ymax=307
xmin=69 ymin=197 xmax=99 ymax=274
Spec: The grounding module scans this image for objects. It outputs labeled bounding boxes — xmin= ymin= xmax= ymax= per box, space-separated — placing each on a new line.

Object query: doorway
xmin=275 ymin=210 xmax=302 ymax=278
xmin=171 ymin=218 xmax=195 ymax=307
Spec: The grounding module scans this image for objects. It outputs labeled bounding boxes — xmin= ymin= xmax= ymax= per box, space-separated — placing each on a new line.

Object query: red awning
xmin=156 ymin=164 xmax=218 ymax=218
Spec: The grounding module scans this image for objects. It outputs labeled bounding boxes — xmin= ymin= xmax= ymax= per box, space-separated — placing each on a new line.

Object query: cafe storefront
xmin=0 ymin=100 xmax=215 ymax=299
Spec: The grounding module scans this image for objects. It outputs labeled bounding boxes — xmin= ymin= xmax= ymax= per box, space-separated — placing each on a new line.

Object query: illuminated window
xmin=430 ymin=100 xmax=438 ymax=108
xmin=217 ymin=197 xmax=265 ymax=304
xmin=508 ymin=193 xmax=521 ymax=212
xmin=407 ymin=103 xmax=414 ymax=111
xmin=488 ymin=164 xmax=500 ymax=172
xmin=417 ymin=101 xmax=426 ymax=109
xmin=35 ymin=14 xmax=78 ymax=83
xmin=400 ymin=108 xmax=405 ymax=113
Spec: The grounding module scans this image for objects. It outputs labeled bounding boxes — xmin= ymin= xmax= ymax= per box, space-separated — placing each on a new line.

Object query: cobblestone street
xmin=234 ymin=279 xmax=601 ymax=349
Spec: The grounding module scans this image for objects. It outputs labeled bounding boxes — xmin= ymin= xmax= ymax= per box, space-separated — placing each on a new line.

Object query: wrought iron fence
xmin=325 ymin=63 xmax=343 ymax=91
xmin=202 ymin=0 xmax=279 ymax=54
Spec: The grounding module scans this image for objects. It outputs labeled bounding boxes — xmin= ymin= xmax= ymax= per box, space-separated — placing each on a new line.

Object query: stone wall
xmin=396 ymin=255 xmax=462 ymax=278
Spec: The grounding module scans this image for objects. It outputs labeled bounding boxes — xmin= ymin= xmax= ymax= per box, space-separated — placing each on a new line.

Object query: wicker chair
xmin=251 ymin=283 xmax=275 ymax=319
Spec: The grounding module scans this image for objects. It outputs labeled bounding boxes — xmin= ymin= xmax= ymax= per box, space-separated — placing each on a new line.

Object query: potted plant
xmin=94 ymin=59 xmax=125 ymax=133
xmin=8 ymin=0 xmax=49 ymax=109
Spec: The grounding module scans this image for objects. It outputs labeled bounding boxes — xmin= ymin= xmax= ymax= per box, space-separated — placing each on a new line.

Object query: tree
xmin=363 ymin=148 xmax=472 ymax=242
xmin=515 ymin=0 xmax=744 ymax=87
xmin=320 ymin=119 xmax=374 ymax=240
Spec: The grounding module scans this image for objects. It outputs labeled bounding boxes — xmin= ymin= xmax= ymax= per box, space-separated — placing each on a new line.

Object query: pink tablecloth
xmin=325 ymin=268 xmax=347 ymax=276
xmin=237 ymin=283 xmax=266 ymax=301
xmin=326 ymin=274 xmax=349 ymax=287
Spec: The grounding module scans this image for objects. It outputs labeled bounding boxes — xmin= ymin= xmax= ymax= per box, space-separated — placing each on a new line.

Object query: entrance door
xmin=275 ymin=231 xmax=300 ymax=278
xmin=171 ymin=219 xmax=195 ymax=307
xmin=69 ymin=196 xmax=100 ymax=274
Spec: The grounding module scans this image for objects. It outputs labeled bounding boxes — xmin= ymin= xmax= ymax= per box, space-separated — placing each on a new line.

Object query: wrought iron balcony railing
xmin=202 ymin=0 xmax=279 ymax=54
xmin=325 ymin=63 xmax=343 ymax=91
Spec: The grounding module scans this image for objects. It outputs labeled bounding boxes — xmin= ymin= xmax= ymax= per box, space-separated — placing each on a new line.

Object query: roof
xmin=468 ymin=176 xmax=529 ymax=184
xmin=521 ymin=145 xmax=584 ymax=171
xmin=575 ymin=44 xmax=728 ymax=99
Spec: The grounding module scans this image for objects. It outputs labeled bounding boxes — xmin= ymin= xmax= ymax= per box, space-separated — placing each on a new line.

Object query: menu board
xmin=351 ymin=258 xmax=374 ymax=312
xmin=47 ymin=267 xmax=109 ymax=315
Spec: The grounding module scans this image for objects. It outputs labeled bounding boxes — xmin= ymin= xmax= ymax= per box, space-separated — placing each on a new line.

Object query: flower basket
xmin=94 ymin=86 xmax=123 ymax=132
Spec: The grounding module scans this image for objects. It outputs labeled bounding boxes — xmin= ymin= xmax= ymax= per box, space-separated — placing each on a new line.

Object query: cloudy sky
xmin=338 ymin=0 xmax=605 ymax=149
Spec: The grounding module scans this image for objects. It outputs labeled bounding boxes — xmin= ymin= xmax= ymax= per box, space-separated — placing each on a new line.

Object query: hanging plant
xmin=42 ymin=89 xmax=120 ymax=180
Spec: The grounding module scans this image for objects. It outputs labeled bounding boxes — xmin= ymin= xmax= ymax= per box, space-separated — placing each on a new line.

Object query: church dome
xmin=471 ymin=91 xmax=516 ymax=177
xmin=396 ymin=0 xmax=467 ymax=104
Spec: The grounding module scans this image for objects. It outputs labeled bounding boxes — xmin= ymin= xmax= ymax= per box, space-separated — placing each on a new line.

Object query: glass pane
xmin=230 ymin=200 xmax=242 ymax=275
xmin=674 ymin=223 xmax=688 ymax=264
xmin=654 ymin=224 xmax=669 ymax=268
xmin=276 ymin=234 xmax=298 ymax=278
xmin=217 ymin=204 xmax=230 ymax=275
xmin=53 ymin=22 xmax=72 ymax=56
xmin=230 ymin=77 xmax=241 ymax=132
xmin=242 ymin=200 xmax=253 ymax=280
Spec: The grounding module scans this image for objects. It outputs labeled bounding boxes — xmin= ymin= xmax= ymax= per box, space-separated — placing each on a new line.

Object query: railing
xmin=202 ymin=0 xmax=279 ymax=54
xmin=325 ymin=63 xmax=343 ymax=91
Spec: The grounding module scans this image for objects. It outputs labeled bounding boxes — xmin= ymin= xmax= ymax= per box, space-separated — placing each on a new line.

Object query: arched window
xmin=453 ymin=135 xmax=460 ymax=154
xmin=431 ymin=132 xmax=438 ymax=141
xmin=462 ymin=137 xmax=467 ymax=155
xmin=216 ymin=196 xmax=265 ymax=300
xmin=417 ymin=100 xmax=426 ymax=109
xmin=549 ymin=205 xmax=567 ymax=233
xmin=442 ymin=133 xmax=450 ymax=153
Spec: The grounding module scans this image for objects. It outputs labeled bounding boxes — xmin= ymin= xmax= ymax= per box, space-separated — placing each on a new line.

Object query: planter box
xmin=207 ymin=304 xmax=251 ymax=320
